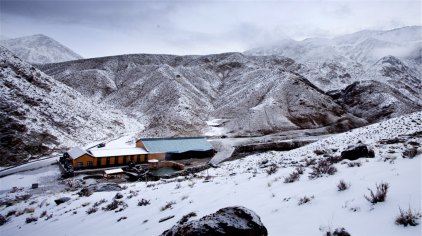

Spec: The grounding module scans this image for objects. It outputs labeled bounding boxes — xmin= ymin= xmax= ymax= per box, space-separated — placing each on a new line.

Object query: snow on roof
xmin=138 ymin=137 xmax=213 ymax=153
xmin=67 ymin=146 xmax=89 ymax=159
xmin=104 ymin=168 xmax=124 ymax=175
xmin=88 ymin=147 xmax=148 ymax=157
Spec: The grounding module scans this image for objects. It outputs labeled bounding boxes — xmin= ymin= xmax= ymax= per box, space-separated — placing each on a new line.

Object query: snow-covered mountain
xmin=39 ymin=53 xmax=372 ymax=137
xmin=39 ymin=50 xmax=420 ymax=138
xmin=0 ymin=111 xmax=420 ymax=235
xmin=0 ymin=34 xmax=82 ymax=64
xmin=0 ymin=47 xmax=142 ymax=165
xmin=246 ymin=26 xmax=422 ymax=91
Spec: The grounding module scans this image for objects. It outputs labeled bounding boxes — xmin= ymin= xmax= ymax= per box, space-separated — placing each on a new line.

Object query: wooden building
xmin=65 ymin=137 xmax=215 ymax=170
xmin=66 ymin=146 xmax=152 ymax=170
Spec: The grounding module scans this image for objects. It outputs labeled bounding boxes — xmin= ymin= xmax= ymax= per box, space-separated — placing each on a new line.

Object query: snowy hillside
xmin=0 ymin=112 xmax=420 ymax=235
xmin=246 ymin=26 xmax=422 ymax=91
xmin=38 ymin=50 xmax=420 ymax=137
xmin=0 ymin=34 xmax=82 ymax=64
xmin=0 ymin=47 xmax=142 ymax=165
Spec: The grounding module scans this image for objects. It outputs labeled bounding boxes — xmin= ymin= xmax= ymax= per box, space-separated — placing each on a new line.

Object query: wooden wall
xmin=72 ymin=154 xmax=155 ymax=169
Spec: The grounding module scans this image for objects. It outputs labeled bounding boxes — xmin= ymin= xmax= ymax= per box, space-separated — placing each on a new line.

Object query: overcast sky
xmin=0 ymin=0 xmax=420 ymax=58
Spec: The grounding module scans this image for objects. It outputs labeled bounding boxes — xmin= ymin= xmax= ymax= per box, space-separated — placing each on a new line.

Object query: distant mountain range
xmin=0 ymin=26 xmax=421 ymax=165
xmin=0 ymin=34 xmax=82 ymax=64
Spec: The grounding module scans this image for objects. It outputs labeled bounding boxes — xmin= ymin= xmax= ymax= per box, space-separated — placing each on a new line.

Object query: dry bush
xmin=93 ymin=199 xmax=107 ymax=208
xmin=364 ymin=182 xmax=389 ymax=204
xmin=160 ymin=201 xmax=176 ymax=211
xmin=138 ymin=199 xmax=150 ymax=206
xmin=25 ymin=216 xmax=38 ymax=224
xmin=309 ymin=159 xmax=337 ymax=179
xmin=86 ymin=207 xmax=98 ymax=215
xmin=102 ymin=200 xmax=127 ymax=212
xmin=337 ymin=180 xmax=350 ymax=191
xmin=178 ymin=212 xmax=197 ymax=224
xmin=325 ymin=227 xmax=351 ymax=236
xmin=284 ymin=168 xmax=303 ymax=183
xmin=266 ymin=164 xmax=279 ymax=175
xmin=298 ymin=195 xmax=314 ymax=205
xmin=395 ymin=207 xmax=421 ymax=227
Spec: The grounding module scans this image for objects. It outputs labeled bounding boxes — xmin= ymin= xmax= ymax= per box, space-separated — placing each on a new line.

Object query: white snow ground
xmin=0 ymin=112 xmax=421 ymax=236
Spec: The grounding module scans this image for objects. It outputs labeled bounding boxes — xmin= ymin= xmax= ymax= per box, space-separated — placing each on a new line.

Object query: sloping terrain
xmin=246 ymin=26 xmax=422 ymax=92
xmin=0 ymin=34 xmax=82 ymax=64
xmin=39 ymin=49 xmax=420 ymax=137
xmin=39 ymin=53 xmax=370 ymax=137
xmin=0 ymin=112 xmax=420 ymax=235
xmin=0 ymin=47 xmax=142 ymax=165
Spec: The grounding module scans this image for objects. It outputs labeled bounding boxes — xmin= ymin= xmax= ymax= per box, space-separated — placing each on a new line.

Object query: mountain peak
xmin=0 ymin=34 xmax=83 ymax=64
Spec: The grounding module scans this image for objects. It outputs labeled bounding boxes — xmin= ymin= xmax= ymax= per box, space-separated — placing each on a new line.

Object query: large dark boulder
xmin=54 ymin=197 xmax=71 ymax=205
xmin=341 ymin=145 xmax=375 ymax=160
xmin=161 ymin=206 xmax=268 ymax=236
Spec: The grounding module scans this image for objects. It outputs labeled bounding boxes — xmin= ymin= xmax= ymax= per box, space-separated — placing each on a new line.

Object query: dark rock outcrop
xmin=341 ymin=145 xmax=375 ymax=160
xmin=161 ymin=206 xmax=268 ymax=236
xmin=54 ymin=197 xmax=71 ymax=205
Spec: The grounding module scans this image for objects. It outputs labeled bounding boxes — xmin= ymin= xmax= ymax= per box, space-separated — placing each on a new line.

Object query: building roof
xmin=88 ymin=147 xmax=148 ymax=158
xmin=138 ymin=137 xmax=213 ymax=153
xmin=67 ymin=146 xmax=91 ymax=159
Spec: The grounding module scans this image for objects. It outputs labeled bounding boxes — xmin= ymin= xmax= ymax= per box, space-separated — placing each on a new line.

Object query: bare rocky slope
xmin=0 ymin=47 xmax=142 ymax=165
xmin=39 ymin=47 xmax=420 ymax=137
xmin=39 ymin=53 xmax=371 ymax=137
xmin=0 ymin=34 xmax=82 ymax=64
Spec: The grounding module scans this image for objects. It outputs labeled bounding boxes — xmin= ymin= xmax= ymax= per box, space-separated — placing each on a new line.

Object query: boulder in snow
xmin=341 ymin=145 xmax=375 ymax=160
xmin=161 ymin=206 xmax=268 ymax=236
xmin=54 ymin=197 xmax=71 ymax=205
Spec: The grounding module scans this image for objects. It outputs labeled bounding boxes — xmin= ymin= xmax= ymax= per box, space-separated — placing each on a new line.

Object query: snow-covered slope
xmin=0 ymin=34 xmax=82 ymax=64
xmin=0 ymin=112 xmax=420 ymax=235
xmin=246 ymin=26 xmax=422 ymax=92
xmin=39 ymin=53 xmax=370 ymax=137
xmin=0 ymin=47 xmax=142 ymax=165
xmin=39 ymin=50 xmax=420 ymax=137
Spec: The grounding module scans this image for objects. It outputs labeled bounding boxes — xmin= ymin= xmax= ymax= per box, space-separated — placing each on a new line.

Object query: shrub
xmin=6 ymin=210 xmax=16 ymax=217
xmin=138 ymin=199 xmax=150 ymax=206
xmin=39 ymin=211 xmax=47 ymax=218
xmin=25 ymin=216 xmax=38 ymax=224
xmin=160 ymin=201 xmax=176 ymax=211
xmin=0 ymin=214 xmax=6 ymax=226
xmin=93 ymin=199 xmax=107 ymax=208
xmin=284 ymin=169 xmax=301 ymax=183
xmin=364 ymin=182 xmax=389 ymax=204
xmin=347 ymin=162 xmax=361 ymax=168
xmin=325 ymin=227 xmax=351 ymax=236
xmin=78 ymin=187 xmax=93 ymax=197
xmin=305 ymin=158 xmax=317 ymax=167
xmin=114 ymin=193 xmax=123 ymax=200
xmin=178 ymin=212 xmax=197 ymax=224
xmin=298 ymin=195 xmax=314 ymax=205
xmin=403 ymin=148 xmax=418 ymax=158
xmin=309 ymin=159 xmax=337 ymax=179
xmin=337 ymin=180 xmax=350 ymax=191
xmin=86 ymin=207 xmax=98 ymax=215
xmin=395 ymin=207 xmax=421 ymax=226
xmin=117 ymin=216 xmax=127 ymax=222
xmin=266 ymin=164 xmax=279 ymax=175
xmin=102 ymin=200 xmax=127 ymax=212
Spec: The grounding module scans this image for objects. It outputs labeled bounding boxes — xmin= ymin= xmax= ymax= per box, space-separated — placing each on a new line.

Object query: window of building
xmin=77 ymin=162 xmax=83 ymax=168
xmin=87 ymin=161 xmax=93 ymax=167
